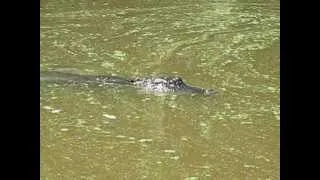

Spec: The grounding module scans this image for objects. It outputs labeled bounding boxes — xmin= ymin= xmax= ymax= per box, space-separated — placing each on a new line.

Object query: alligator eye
xmin=177 ymin=77 xmax=183 ymax=82
xmin=174 ymin=77 xmax=183 ymax=86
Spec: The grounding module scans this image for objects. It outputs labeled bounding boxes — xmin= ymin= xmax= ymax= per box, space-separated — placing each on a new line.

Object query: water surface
xmin=40 ymin=0 xmax=279 ymax=179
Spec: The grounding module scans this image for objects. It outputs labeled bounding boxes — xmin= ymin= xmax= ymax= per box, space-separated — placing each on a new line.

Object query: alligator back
xmin=40 ymin=71 xmax=131 ymax=85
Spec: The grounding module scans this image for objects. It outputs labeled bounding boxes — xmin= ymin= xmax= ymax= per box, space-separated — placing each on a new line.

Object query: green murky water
xmin=40 ymin=0 xmax=279 ymax=179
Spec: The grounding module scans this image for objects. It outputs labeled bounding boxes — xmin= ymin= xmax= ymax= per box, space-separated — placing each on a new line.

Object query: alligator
xmin=40 ymin=71 xmax=214 ymax=96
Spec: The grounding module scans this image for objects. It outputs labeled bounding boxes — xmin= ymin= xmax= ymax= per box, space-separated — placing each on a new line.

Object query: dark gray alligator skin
xmin=40 ymin=71 xmax=214 ymax=96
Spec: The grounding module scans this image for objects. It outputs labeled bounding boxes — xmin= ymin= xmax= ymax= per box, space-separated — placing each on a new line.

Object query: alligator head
xmin=132 ymin=76 xmax=213 ymax=96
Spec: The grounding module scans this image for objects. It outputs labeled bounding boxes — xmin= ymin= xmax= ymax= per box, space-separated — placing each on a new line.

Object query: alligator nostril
xmin=203 ymin=89 xmax=217 ymax=96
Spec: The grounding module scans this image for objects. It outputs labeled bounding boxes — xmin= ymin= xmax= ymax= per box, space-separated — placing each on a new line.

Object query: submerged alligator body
xmin=40 ymin=71 xmax=213 ymax=96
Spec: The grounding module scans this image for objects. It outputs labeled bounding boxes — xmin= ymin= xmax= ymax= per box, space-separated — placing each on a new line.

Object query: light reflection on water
xmin=41 ymin=0 xmax=279 ymax=179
